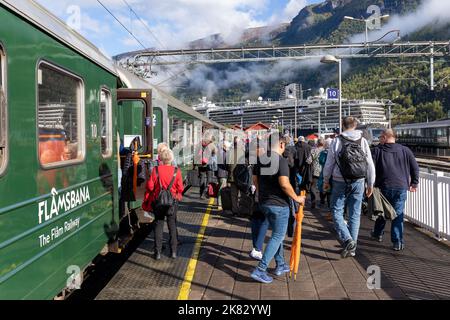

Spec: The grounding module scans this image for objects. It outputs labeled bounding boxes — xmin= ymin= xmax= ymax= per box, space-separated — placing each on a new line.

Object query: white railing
xmin=405 ymin=171 xmax=450 ymax=240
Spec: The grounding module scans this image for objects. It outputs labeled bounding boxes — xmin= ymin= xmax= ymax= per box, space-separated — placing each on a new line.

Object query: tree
xmin=415 ymin=101 xmax=445 ymax=122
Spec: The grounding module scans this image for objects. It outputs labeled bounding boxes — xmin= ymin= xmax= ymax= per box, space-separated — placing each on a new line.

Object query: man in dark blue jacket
xmin=371 ymin=129 xmax=420 ymax=251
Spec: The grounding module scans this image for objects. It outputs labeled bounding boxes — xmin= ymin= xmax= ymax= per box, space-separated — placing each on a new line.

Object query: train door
xmin=0 ymin=45 xmax=6 ymax=176
xmin=116 ymin=89 xmax=153 ymax=230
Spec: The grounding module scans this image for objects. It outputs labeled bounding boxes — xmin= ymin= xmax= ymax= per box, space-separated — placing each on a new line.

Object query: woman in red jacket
xmin=145 ymin=149 xmax=184 ymax=260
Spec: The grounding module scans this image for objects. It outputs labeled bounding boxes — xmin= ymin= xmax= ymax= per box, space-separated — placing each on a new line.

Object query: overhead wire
xmin=97 ymin=0 xmax=193 ymax=85
xmin=121 ymin=0 xmax=168 ymax=50
xmin=120 ymin=0 xmax=185 ymax=82
xmin=96 ymin=0 xmax=147 ymax=50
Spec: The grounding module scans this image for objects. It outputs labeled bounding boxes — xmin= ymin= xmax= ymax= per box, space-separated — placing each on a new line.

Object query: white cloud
xmin=35 ymin=0 xmax=307 ymax=54
xmin=283 ymin=0 xmax=307 ymax=21
xmin=349 ymin=0 xmax=450 ymax=43
xmin=265 ymin=0 xmax=307 ymax=26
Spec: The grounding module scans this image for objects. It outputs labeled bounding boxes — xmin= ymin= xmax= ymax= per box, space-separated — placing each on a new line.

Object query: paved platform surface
xmin=190 ymin=203 xmax=450 ymax=300
xmin=96 ymin=190 xmax=207 ymax=300
xmin=96 ymin=188 xmax=450 ymax=300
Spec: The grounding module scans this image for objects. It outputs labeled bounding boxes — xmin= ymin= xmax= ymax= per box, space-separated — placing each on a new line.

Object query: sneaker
xmin=370 ymin=231 xmax=383 ymax=242
xmin=217 ymin=206 xmax=223 ymax=211
xmin=250 ymin=248 xmax=263 ymax=261
xmin=273 ymin=264 xmax=290 ymax=276
xmin=349 ymin=249 xmax=356 ymax=257
xmin=340 ymin=240 xmax=356 ymax=259
xmin=154 ymin=251 xmax=161 ymax=260
xmin=393 ymin=242 xmax=405 ymax=251
xmin=251 ymin=268 xmax=273 ymax=284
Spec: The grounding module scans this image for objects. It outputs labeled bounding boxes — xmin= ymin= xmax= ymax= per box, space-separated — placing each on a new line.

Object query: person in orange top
xmin=145 ymin=149 xmax=184 ymax=260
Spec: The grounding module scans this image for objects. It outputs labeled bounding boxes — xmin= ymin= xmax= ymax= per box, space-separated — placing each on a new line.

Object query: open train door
xmin=117 ymin=89 xmax=153 ymax=155
xmin=116 ymin=89 xmax=153 ymax=241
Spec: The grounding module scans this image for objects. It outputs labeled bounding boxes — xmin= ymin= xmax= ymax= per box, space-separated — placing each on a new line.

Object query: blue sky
xmin=35 ymin=0 xmax=325 ymax=57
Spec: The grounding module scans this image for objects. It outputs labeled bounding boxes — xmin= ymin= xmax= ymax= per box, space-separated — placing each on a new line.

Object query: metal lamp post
xmin=344 ymin=15 xmax=390 ymax=45
xmin=318 ymin=110 xmax=321 ymax=136
xmin=276 ymin=109 xmax=284 ymax=133
xmin=288 ymin=94 xmax=297 ymax=139
xmin=272 ymin=116 xmax=280 ymax=131
xmin=320 ymin=55 xmax=342 ymax=134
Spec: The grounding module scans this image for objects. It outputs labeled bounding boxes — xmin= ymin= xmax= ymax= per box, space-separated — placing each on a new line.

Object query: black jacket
xmin=283 ymin=145 xmax=297 ymax=187
xmin=372 ymin=143 xmax=420 ymax=190
xmin=217 ymin=149 xmax=229 ymax=179
xmin=294 ymin=141 xmax=313 ymax=190
xmin=294 ymin=141 xmax=312 ymax=172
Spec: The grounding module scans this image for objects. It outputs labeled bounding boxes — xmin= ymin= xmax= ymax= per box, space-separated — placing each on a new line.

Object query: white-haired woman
xmin=144 ymin=148 xmax=183 ymax=260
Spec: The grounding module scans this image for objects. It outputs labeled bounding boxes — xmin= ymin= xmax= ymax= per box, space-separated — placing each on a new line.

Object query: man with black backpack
xmin=323 ymin=117 xmax=375 ymax=259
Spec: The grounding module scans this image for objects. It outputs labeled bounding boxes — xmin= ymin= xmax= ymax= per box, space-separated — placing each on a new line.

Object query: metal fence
xmin=405 ymin=171 xmax=450 ymax=240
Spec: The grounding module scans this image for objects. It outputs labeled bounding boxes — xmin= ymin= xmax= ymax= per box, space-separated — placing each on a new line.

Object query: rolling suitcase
xmin=220 ymin=187 xmax=232 ymax=211
xmin=239 ymin=193 xmax=254 ymax=218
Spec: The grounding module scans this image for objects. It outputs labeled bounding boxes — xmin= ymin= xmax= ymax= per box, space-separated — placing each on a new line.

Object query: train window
xmin=0 ymin=47 xmax=6 ymax=175
xmin=100 ymin=89 xmax=112 ymax=157
xmin=37 ymin=62 xmax=85 ymax=167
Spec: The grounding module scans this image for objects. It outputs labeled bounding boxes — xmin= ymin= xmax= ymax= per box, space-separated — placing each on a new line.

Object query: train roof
xmin=1 ymin=1 xmax=223 ymax=129
xmin=0 ymin=0 xmax=118 ymax=76
xmin=117 ymin=67 xmax=225 ymax=129
xmin=394 ymin=119 xmax=450 ymax=129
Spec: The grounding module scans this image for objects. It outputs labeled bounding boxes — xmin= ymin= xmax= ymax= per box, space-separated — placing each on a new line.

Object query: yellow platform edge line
xmin=177 ymin=197 xmax=215 ymax=300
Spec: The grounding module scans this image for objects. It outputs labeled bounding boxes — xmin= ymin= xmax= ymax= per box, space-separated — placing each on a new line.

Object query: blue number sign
xmin=327 ymin=88 xmax=340 ymax=100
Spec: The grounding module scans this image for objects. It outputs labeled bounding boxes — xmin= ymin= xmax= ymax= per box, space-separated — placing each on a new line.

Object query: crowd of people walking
xmin=141 ymin=116 xmax=420 ymax=285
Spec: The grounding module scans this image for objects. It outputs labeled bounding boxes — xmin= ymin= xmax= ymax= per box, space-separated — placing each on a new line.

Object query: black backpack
xmin=233 ymin=164 xmax=253 ymax=194
xmin=154 ymin=167 xmax=178 ymax=213
xmin=337 ymin=136 xmax=368 ymax=181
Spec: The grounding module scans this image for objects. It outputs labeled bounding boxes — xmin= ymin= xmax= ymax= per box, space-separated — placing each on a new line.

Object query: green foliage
xmin=415 ymin=101 xmax=446 ymax=122
xmin=175 ymin=0 xmax=449 ymax=125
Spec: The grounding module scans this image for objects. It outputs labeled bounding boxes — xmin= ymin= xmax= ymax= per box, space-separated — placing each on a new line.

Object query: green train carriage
xmin=115 ymin=67 xmax=223 ymax=227
xmin=0 ymin=0 xmax=222 ymax=300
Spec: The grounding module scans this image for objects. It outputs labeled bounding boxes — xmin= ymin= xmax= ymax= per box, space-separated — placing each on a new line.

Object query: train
xmin=395 ymin=119 xmax=450 ymax=157
xmin=0 ymin=0 xmax=223 ymax=299
xmin=357 ymin=125 xmax=387 ymax=146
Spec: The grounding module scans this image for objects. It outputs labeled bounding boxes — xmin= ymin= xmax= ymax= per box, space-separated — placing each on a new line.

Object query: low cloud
xmin=161 ymin=58 xmax=325 ymax=99
xmin=349 ymin=0 xmax=450 ymax=43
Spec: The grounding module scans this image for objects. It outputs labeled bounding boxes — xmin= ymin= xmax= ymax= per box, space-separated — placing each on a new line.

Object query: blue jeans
xmin=257 ymin=205 xmax=290 ymax=272
xmin=373 ymin=188 xmax=408 ymax=244
xmin=251 ymin=216 xmax=269 ymax=252
xmin=331 ymin=180 xmax=365 ymax=245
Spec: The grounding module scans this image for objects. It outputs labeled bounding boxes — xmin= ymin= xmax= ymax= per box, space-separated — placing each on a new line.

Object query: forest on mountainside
xmin=174 ymin=0 xmax=450 ymax=124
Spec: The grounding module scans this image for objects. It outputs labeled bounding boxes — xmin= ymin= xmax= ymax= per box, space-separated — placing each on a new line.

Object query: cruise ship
xmin=193 ymin=85 xmax=390 ymax=135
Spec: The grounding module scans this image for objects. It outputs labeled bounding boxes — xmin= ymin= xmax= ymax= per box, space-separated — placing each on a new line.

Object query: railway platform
xmin=89 ymin=188 xmax=450 ymax=301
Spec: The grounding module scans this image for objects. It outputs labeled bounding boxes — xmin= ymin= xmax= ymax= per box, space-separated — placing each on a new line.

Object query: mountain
xmin=188 ymin=23 xmax=289 ymax=49
xmin=170 ymin=0 xmax=450 ymax=124
xmin=277 ymin=0 xmax=422 ymax=45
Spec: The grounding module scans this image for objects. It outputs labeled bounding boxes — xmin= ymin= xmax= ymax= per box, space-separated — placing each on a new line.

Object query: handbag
xmin=142 ymin=189 xmax=153 ymax=212
xmin=207 ymin=182 xmax=219 ymax=198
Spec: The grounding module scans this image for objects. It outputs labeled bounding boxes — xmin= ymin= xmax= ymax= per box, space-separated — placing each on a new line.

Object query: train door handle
xmin=91 ymin=123 xmax=98 ymax=139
